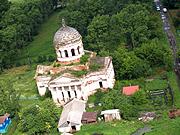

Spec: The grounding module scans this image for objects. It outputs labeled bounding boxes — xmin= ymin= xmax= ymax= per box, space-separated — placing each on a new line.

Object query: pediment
xmin=50 ymin=74 xmax=80 ymax=84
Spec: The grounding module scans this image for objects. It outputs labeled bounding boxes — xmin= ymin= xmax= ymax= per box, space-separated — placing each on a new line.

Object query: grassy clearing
xmin=147 ymin=114 xmax=180 ymax=135
xmin=0 ymin=66 xmax=38 ymax=97
xmin=76 ymin=121 xmax=143 ymax=135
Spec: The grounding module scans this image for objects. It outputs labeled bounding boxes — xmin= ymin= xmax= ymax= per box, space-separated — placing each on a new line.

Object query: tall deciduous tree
xmin=86 ymin=15 xmax=111 ymax=52
xmin=112 ymin=4 xmax=151 ymax=49
xmin=112 ymin=47 xmax=150 ymax=79
xmin=134 ymin=40 xmax=173 ymax=69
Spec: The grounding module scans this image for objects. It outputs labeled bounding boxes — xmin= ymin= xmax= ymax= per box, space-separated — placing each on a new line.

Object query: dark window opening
xmin=72 ymin=126 xmax=76 ymax=130
xmin=59 ymin=50 xmax=62 ymax=58
xmin=77 ymin=46 xmax=80 ymax=54
xmin=64 ymin=50 xmax=68 ymax=57
xmin=71 ymin=49 xmax=75 ymax=56
xmin=99 ymin=82 xmax=103 ymax=88
xmin=74 ymin=90 xmax=77 ymax=97
xmin=62 ymin=92 xmax=64 ymax=98
xmin=68 ymin=91 xmax=71 ymax=98
xmin=62 ymin=92 xmax=65 ymax=101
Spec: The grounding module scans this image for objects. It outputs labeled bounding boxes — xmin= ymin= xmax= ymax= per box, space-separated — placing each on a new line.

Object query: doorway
xmin=99 ymin=82 xmax=103 ymax=88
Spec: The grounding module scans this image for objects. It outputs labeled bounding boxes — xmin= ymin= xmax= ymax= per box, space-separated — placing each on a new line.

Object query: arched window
xmin=77 ymin=46 xmax=80 ymax=54
xmin=71 ymin=49 xmax=75 ymax=56
xmin=59 ymin=50 xmax=62 ymax=58
xmin=64 ymin=50 xmax=68 ymax=57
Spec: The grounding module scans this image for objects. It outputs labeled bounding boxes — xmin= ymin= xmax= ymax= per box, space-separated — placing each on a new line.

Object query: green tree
xmin=18 ymin=99 xmax=61 ymax=134
xmin=101 ymin=89 xmax=138 ymax=119
xmin=86 ymin=15 xmax=111 ymax=52
xmin=59 ymin=10 xmax=88 ymax=35
xmin=112 ymin=47 xmax=150 ymax=79
xmin=112 ymin=4 xmax=151 ymax=49
xmin=134 ymin=40 xmax=173 ymax=69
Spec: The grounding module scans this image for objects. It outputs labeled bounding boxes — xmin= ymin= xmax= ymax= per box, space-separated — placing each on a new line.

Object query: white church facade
xmin=34 ymin=20 xmax=115 ymax=106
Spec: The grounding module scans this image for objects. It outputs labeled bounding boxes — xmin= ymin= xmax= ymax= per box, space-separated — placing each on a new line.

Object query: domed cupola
xmin=54 ymin=19 xmax=84 ymax=64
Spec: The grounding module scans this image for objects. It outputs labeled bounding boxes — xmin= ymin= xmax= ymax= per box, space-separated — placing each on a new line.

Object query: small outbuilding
xmin=58 ymin=98 xmax=86 ymax=133
xmin=122 ymin=85 xmax=139 ymax=96
xmin=81 ymin=112 xmax=97 ymax=124
xmin=0 ymin=113 xmax=11 ymax=134
xmin=101 ymin=109 xmax=121 ymax=122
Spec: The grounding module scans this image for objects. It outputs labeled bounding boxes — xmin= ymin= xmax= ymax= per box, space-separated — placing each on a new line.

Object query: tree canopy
xmin=18 ymin=99 xmax=61 ymax=135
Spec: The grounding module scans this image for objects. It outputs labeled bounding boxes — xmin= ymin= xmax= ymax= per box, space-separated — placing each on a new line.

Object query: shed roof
xmin=101 ymin=109 xmax=120 ymax=115
xmin=0 ymin=113 xmax=10 ymax=124
xmin=82 ymin=112 xmax=97 ymax=122
xmin=122 ymin=85 xmax=139 ymax=96
xmin=58 ymin=98 xmax=86 ymax=128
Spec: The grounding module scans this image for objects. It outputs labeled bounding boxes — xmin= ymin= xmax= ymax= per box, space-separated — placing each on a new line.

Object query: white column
xmin=57 ymin=89 xmax=63 ymax=101
xmin=75 ymin=49 xmax=79 ymax=56
xmin=70 ymin=89 xmax=75 ymax=98
xmin=68 ymin=49 xmax=72 ymax=57
xmin=61 ymin=50 xmax=65 ymax=58
xmin=56 ymin=50 xmax=60 ymax=57
xmin=75 ymin=86 xmax=82 ymax=99
xmin=51 ymin=88 xmax=58 ymax=103
xmin=62 ymin=87 xmax=69 ymax=102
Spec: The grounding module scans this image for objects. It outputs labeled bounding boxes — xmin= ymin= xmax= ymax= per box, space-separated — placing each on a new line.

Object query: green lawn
xmin=75 ymin=121 xmax=143 ymax=135
xmin=0 ymin=66 xmax=38 ymax=97
xmin=147 ymin=115 xmax=180 ymax=135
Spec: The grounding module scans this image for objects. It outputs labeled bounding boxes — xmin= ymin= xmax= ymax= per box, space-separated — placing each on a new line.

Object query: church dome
xmin=54 ymin=20 xmax=81 ymax=47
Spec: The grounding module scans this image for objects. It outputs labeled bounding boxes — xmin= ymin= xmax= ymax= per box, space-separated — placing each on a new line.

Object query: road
xmin=154 ymin=0 xmax=179 ymax=75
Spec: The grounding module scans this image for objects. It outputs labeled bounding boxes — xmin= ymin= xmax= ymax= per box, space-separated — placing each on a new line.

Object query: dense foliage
xmin=0 ymin=80 xmax=20 ymax=116
xmin=0 ymin=0 xmax=58 ymax=70
xmin=18 ymin=99 xmax=61 ymax=134
xmin=94 ymin=88 xmax=150 ymax=119
xmin=0 ymin=0 xmax=10 ymax=19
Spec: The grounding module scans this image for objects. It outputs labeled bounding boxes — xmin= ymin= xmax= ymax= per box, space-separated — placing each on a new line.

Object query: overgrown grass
xmin=0 ymin=66 xmax=38 ymax=97
xmin=147 ymin=113 xmax=180 ymax=135
xmin=75 ymin=120 xmax=143 ymax=135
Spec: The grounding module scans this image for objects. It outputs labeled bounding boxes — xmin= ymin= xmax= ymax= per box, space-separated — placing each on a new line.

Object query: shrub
xmin=89 ymin=63 xmax=101 ymax=71
xmin=70 ymin=70 xmax=87 ymax=77
xmin=80 ymin=54 xmax=89 ymax=64
xmin=134 ymin=41 xmax=173 ymax=69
